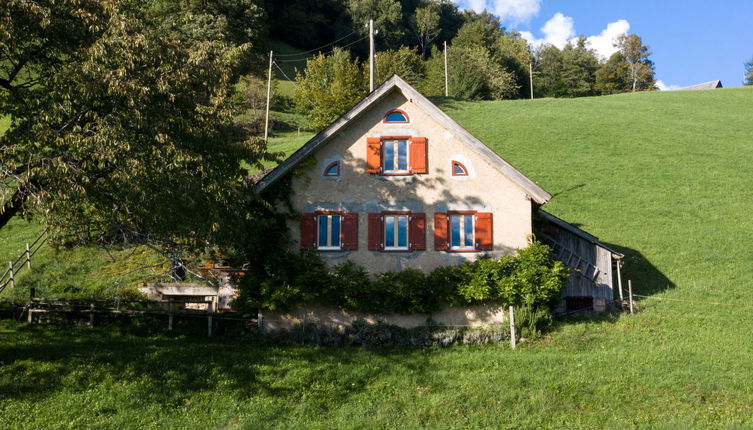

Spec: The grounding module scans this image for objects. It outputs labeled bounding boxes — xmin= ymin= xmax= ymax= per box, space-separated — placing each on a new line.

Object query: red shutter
xmin=475 ymin=212 xmax=493 ymax=250
xmin=409 ymin=213 xmax=426 ymax=250
xmin=342 ymin=213 xmax=358 ymax=250
xmin=300 ymin=213 xmax=317 ymax=250
xmin=368 ymin=213 xmax=384 ymax=250
xmin=366 ymin=137 xmax=381 ymax=173
xmin=409 ymin=137 xmax=427 ymax=174
xmin=434 ymin=213 xmax=448 ymax=251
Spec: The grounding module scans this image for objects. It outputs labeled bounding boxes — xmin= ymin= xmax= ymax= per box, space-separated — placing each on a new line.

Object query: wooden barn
xmin=538 ymin=211 xmax=624 ymax=312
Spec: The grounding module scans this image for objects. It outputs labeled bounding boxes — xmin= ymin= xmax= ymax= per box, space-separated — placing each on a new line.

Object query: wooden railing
xmin=0 ymin=230 xmax=47 ymax=293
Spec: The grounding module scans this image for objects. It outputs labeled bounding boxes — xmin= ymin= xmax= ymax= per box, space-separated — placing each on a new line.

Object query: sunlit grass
xmin=3 ymin=88 xmax=753 ymax=428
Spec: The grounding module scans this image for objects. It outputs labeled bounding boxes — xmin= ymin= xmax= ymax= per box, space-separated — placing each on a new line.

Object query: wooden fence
xmin=25 ymin=292 xmax=254 ymax=336
xmin=0 ymin=231 xmax=47 ymax=294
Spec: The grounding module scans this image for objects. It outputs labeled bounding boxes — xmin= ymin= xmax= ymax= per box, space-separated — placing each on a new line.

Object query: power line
xmin=274 ymin=31 xmax=358 ymax=57
xmin=274 ymin=36 xmax=369 ymax=63
xmin=272 ymin=61 xmax=295 ymax=82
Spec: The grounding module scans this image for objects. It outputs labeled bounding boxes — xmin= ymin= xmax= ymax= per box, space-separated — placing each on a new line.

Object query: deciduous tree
xmin=745 ymin=58 xmax=753 ymax=86
xmin=0 ymin=0 xmax=274 ymax=253
xmin=294 ymin=48 xmax=367 ymax=130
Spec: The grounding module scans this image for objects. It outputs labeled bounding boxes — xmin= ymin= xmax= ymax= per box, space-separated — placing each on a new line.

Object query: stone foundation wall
xmin=259 ymin=303 xmax=508 ymax=333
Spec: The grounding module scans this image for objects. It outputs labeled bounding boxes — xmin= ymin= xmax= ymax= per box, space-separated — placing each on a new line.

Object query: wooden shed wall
xmin=542 ymin=222 xmax=614 ymax=300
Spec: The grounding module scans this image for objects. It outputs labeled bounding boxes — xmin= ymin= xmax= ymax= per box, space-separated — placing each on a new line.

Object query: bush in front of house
xmin=238 ymin=241 xmax=568 ymax=315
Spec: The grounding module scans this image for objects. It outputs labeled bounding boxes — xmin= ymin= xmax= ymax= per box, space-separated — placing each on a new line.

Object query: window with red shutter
xmin=409 ymin=137 xmax=427 ymax=174
xmin=475 ymin=212 xmax=493 ymax=250
xmin=300 ymin=213 xmax=317 ymax=250
xmin=409 ymin=213 xmax=426 ymax=250
xmin=434 ymin=213 xmax=449 ymax=251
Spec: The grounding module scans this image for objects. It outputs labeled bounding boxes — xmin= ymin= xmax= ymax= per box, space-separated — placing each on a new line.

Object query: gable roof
xmin=677 ymin=80 xmax=723 ymax=91
xmin=255 ymin=75 xmax=552 ymax=204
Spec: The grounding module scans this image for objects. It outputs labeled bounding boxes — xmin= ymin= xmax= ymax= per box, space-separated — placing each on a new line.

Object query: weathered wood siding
xmin=542 ymin=221 xmax=613 ymax=300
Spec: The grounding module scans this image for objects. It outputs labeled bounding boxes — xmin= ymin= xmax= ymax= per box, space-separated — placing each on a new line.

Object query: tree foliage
xmin=413 ymin=2 xmax=441 ymax=57
xmin=0 ymin=0 xmax=274 ymax=251
xmin=294 ymin=48 xmax=367 ymax=130
xmin=535 ymin=37 xmax=600 ymax=98
xmin=375 ymin=46 xmax=426 ymax=87
xmin=745 ymin=58 xmax=753 ymax=86
xmin=596 ymin=34 xmax=655 ymax=94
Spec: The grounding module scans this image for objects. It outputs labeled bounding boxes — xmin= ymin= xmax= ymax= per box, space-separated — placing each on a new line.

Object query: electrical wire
xmin=272 ymin=61 xmax=295 ymax=82
xmin=274 ymin=31 xmax=358 ymax=57
xmin=274 ymin=36 xmax=369 ymax=63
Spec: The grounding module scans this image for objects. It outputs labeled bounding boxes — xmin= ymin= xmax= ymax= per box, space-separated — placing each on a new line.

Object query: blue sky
xmin=454 ymin=0 xmax=753 ymax=89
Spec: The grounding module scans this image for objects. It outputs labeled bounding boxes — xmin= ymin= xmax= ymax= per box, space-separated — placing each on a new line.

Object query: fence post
xmin=25 ymin=243 xmax=31 ymax=271
xmin=208 ymin=313 xmax=213 ymax=337
xmin=27 ymin=288 xmax=35 ymax=324
xmin=628 ymin=280 xmax=634 ymax=314
xmin=168 ymin=299 xmax=174 ymax=331
xmin=509 ymin=306 xmax=516 ymax=350
xmin=89 ymin=302 xmax=95 ymax=326
xmin=8 ymin=262 xmax=14 ymax=289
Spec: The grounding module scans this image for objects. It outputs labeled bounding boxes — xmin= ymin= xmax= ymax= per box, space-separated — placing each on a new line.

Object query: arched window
xmin=323 ymin=161 xmax=340 ymax=177
xmin=383 ymin=109 xmax=409 ymax=123
xmin=452 ymin=161 xmax=468 ymax=176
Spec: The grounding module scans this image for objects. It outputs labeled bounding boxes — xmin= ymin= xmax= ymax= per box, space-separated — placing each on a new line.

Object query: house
xmin=676 ymin=80 xmax=723 ymax=91
xmin=255 ymin=75 xmax=621 ymax=328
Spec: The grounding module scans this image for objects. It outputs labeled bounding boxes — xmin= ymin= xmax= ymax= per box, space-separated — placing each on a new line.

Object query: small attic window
xmin=384 ymin=109 xmax=409 ymax=123
xmin=452 ymin=161 xmax=468 ymax=176
xmin=323 ymin=161 xmax=340 ymax=177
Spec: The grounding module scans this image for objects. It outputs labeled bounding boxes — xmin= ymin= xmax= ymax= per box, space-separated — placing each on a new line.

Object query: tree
xmin=595 ymin=52 xmax=630 ymax=95
xmin=422 ymin=45 xmax=517 ymax=100
xmin=413 ymin=2 xmax=441 ymax=58
xmin=538 ymin=36 xmax=600 ymax=98
xmin=345 ymin=0 xmax=404 ymax=49
xmin=294 ymin=48 xmax=367 ymax=130
xmin=451 ymin=12 xmax=531 ymax=99
xmin=0 ymin=0 xmax=274 ymax=252
xmin=619 ymin=34 xmax=655 ymax=92
xmin=375 ymin=46 xmax=426 ymax=87
xmin=745 ymin=58 xmax=753 ymax=86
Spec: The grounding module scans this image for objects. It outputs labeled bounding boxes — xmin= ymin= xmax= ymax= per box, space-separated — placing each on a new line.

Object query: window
xmin=450 ymin=214 xmax=474 ymax=250
xmin=383 ymin=109 xmax=409 ymax=123
xmin=384 ymin=214 xmax=409 ymax=250
xmin=323 ymin=161 xmax=340 ymax=177
xmin=382 ymin=139 xmax=409 ymax=173
xmin=452 ymin=161 xmax=468 ymax=176
xmin=365 ymin=137 xmax=427 ymax=175
xmin=368 ymin=212 xmax=426 ymax=252
xmin=434 ymin=212 xmax=493 ymax=251
xmin=317 ymin=214 xmax=341 ymax=250
xmin=300 ymin=212 xmax=358 ymax=251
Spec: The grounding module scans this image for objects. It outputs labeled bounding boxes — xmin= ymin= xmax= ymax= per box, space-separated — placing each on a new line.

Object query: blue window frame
xmin=318 ymin=215 xmax=341 ymax=250
xmin=323 ymin=161 xmax=340 ymax=177
xmin=384 ymin=109 xmax=409 ymax=123
xmin=382 ymin=139 xmax=409 ymax=173
xmin=384 ymin=214 xmax=409 ymax=250
xmin=450 ymin=214 xmax=474 ymax=249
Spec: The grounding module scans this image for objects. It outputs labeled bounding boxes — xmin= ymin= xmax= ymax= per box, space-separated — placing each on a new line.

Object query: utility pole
xmin=369 ymin=19 xmax=375 ymax=92
xmin=264 ymin=50 xmax=273 ymax=141
xmin=443 ymin=40 xmax=449 ymax=97
xmin=529 ymin=62 xmax=534 ymax=100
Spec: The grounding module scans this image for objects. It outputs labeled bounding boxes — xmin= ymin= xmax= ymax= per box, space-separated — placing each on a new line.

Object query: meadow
xmin=2 ymin=87 xmax=753 ymax=428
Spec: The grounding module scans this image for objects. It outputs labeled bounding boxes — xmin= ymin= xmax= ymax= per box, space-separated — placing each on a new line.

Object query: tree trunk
xmin=0 ymin=190 xmax=26 ymax=230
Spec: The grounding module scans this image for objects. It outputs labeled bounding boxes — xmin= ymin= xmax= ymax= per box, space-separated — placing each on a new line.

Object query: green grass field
xmin=3 ymin=87 xmax=753 ymax=428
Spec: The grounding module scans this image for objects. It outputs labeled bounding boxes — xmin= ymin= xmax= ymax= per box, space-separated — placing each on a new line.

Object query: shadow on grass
xmin=0 ymin=321 xmax=435 ymax=422
xmin=602 ymin=241 xmax=675 ymax=298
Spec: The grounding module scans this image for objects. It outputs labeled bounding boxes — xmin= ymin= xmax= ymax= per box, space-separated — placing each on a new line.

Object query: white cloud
xmin=585 ymin=19 xmax=630 ymax=60
xmin=656 ymin=80 xmax=680 ymax=91
xmin=521 ymin=13 xmax=630 ymax=59
xmin=520 ymin=13 xmax=575 ymax=50
xmin=455 ymin=0 xmax=541 ymax=23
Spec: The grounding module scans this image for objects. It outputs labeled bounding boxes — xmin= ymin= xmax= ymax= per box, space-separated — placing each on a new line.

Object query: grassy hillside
xmin=3 ymin=87 xmax=753 ymax=428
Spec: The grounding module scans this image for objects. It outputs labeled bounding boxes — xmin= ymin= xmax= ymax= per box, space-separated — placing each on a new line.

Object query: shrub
xmin=244 ymin=241 xmax=568 ymax=314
